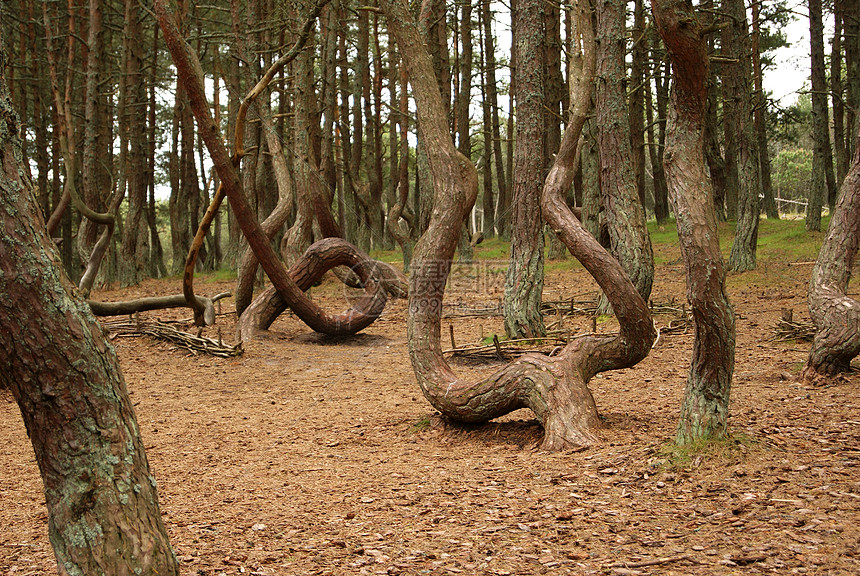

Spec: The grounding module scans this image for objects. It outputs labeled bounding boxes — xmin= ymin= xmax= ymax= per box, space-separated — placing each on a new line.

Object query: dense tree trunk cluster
xmin=4 ymin=0 xmax=849 ymax=288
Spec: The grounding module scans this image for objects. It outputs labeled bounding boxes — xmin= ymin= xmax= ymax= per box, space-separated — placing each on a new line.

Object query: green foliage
xmin=772 ymin=148 xmax=812 ymax=208
xmin=653 ymin=433 xmax=756 ymax=470
xmin=408 ymin=415 xmax=431 ymax=433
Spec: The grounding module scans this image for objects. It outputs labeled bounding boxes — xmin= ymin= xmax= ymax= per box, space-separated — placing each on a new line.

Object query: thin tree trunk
xmin=833 ymin=0 xmax=848 ymax=190
xmin=504 ymin=0 xmax=546 ymax=338
xmin=595 ymin=0 xmax=654 ymax=303
xmin=807 ymin=0 xmax=829 ymax=232
xmin=752 ymin=0 xmax=779 ymax=220
xmin=724 ymin=0 xmax=761 ymax=271
xmin=482 ymin=0 xmax=507 ymax=238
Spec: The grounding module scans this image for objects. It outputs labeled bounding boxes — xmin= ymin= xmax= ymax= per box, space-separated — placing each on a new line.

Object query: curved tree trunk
xmin=803 ymin=128 xmax=860 ymax=378
xmin=0 ymin=51 xmax=178 ymax=576
xmin=385 ymin=0 xmax=654 ymax=451
xmin=156 ymin=0 xmax=386 ymax=337
xmin=236 ymin=238 xmax=391 ymax=342
xmin=651 ymin=0 xmax=737 ymax=443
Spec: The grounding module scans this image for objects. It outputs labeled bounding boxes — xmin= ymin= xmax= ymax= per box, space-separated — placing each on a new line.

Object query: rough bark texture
xmin=803 ymin=129 xmax=860 ymax=378
xmin=156 ymin=0 xmax=385 ymax=337
xmin=806 ymin=0 xmax=828 ymax=232
xmin=594 ymin=0 xmax=654 ymax=303
xmin=385 ymin=0 xmax=653 ymax=451
xmin=0 ymin=51 xmax=178 ymax=576
xmin=504 ymin=0 xmax=546 ymax=339
xmin=724 ymin=0 xmax=761 ymax=271
xmin=651 ymin=0 xmax=737 ymax=444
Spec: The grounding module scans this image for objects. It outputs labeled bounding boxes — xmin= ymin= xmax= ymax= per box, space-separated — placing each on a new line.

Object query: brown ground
xmin=2 ymin=253 xmax=859 ymax=576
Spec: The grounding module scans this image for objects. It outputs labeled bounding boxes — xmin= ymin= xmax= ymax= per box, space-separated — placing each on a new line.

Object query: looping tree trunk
xmin=386 ymin=0 xmax=654 ymax=451
xmin=156 ymin=0 xmax=391 ymax=338
xmin=237 ymin=237 xmax=389 ymax=342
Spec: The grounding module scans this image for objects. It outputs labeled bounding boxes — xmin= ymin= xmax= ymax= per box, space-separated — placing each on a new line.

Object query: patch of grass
xmin=652 ymin=433 xmax=757 ymax=471
xmin=474 ymin=236 xmax=510 ymax=261
xmin=408 ymin=415 xmax=432 ymax=434
xmin=368 ymin=248 xmax=403 ymax=264
xmin=201 ymin=267 xmax=238 ymax=283
xmin=755 ymin=216 xmax=827 ymax=263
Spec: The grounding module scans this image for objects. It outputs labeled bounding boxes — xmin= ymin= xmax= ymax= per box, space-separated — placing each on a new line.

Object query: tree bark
xmin=156 ymin=0 xmax=386 ymax=337
xmin=651 ymin=0 xmax=736 ymax=443
xmin=752 ymin=0 xmax=779 ymax=220
xmin=595 ymin=0 xmax=654 ymax=303
xmin=724 ymin=0 xmax=761 ymax=272
xmin=803 ymin=126 xmax=860 ymax=378
xmin=385 ymin=0 xmax=654 ymax=450
xmin=806 ymin=0 xmax=829 ymax=232
xmin=504 ymin=0 xmax=546 ymax=338
xmin=0 ymin=47 xmax=178 ymax=576
xmin=119 ymin=0 xmax=151 ymax=285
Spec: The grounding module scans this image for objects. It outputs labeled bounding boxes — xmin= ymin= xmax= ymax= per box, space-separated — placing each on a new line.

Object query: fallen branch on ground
xmin=102 ymin=317 xmax=242 ymax=358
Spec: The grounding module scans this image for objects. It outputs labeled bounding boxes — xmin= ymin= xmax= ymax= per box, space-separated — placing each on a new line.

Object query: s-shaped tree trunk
xmin=651 ymin=0 xmax=736 ymax=443
xmin=384 ymin=0 xmax=654 ymax=450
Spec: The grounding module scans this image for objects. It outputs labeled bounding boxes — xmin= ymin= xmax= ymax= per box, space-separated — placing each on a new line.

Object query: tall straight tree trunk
xmin=501 ymin=0 xmax=517 ymax=242
xmin=456 ymin=1 xmax=474 ymax=261
xmin=752 ymin=0 xmax=779 ymax=220
xmin=504 ymin=0 xmax=546 ymax=338
xmin=651 ymin=0 xmax=736 ymax=444
xmin=119 ymin=0 xmax=151 ymax=284
xmin=595 ymin=0 xmax=654 ymax=302
xmin=482 ymin=0 xmax=507 ymax=238
xmin=479 ymin=10 xmax=495 ymax=239
xmin=832 ymin=0 xmax=849 ymax=190
xmin=0 ymin=49 xmax=179 ymax=576
xmin=647 ymin=32 xmax=670 ymax=224
xmin=629 ymin=0 xmax=647 ymax=208
xmin=147 ymin=23 xmax=167 ymax=278
xmin=807 ymin=0 xmax=829 ymax=232
xmin=845 ymin=0 xmax=860 ymax=158
xmin=724 ymin=0 xmax=761 ymax=271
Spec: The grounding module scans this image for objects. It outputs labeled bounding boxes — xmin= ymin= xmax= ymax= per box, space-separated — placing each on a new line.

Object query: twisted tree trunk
xmin=156 ymin=0 xmax=387 ymax=337
xmin=385 ymin=0 xmax=654 ymax=450
xmin=651 ymin=0 xmax=736 ymax=443
xmin=803 ymin=128 xmax=860 ymax=378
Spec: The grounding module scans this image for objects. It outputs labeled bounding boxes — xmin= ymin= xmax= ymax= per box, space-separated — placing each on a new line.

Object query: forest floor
xmin=2 ymin=226 xmax=860 ymax=576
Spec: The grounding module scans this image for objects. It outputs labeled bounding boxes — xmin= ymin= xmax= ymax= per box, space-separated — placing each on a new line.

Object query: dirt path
xmin=2 ymin=259 xmax=858 ymax=575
